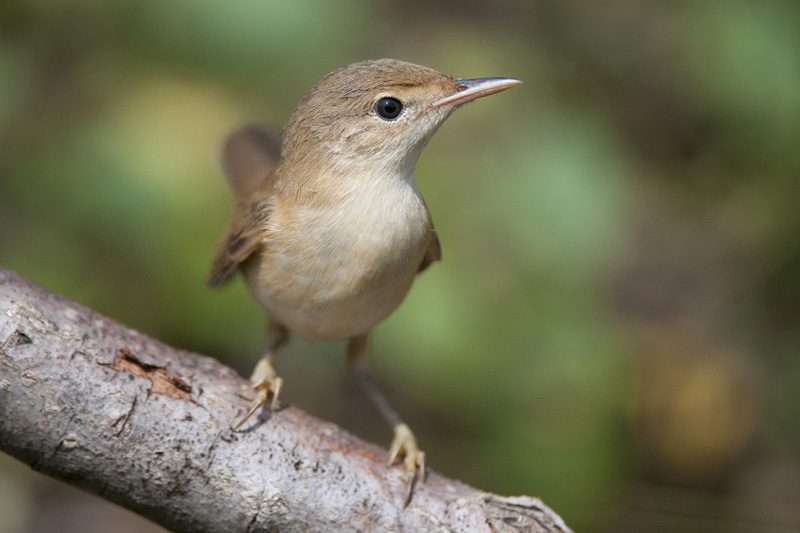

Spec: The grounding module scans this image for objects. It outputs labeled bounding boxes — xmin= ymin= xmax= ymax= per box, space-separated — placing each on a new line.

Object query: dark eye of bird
xmin=376 ymin=97 xmax=403 ymax=120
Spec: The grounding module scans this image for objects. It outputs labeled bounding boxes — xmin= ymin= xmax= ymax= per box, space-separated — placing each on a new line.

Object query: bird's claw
xmin=388 ymin=423 xmax=426 ymax=507
xmin=232 ymin=359 xmax=283 ymax=430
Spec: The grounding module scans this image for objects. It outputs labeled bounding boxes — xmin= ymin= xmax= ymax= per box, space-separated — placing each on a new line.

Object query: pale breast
xmin=243 ymin=174 xmax=433 ymax=341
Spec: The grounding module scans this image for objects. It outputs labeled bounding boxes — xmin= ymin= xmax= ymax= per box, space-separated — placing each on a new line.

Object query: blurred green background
xmin=2 ymin=1 xmax=800 ymax=531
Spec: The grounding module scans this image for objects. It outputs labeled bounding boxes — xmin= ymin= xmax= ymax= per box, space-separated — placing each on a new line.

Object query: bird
xmin=208 ymin=58 xmax=519 ymax=499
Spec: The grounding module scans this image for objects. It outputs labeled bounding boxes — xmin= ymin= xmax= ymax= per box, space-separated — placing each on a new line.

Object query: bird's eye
xmin=375 ymin=97 xmax=403 ymax=120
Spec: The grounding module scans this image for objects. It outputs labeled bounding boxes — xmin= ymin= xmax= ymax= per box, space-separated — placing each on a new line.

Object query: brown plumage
xmin=207 ymin=126 xmax=280 ymax=287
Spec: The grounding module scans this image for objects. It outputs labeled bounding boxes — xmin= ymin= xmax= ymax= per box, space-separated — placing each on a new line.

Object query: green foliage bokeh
xmin=2 ymin=1 xmax=799 ymax=531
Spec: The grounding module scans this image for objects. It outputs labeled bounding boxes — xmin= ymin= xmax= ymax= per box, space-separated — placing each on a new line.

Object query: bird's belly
xmin=243 ymin=244 xmax=423 ymax=341
xmin=242 ymin=170 xmax=433 ymax=340
xmin=242 ymin=194 xmax=431 ymax=341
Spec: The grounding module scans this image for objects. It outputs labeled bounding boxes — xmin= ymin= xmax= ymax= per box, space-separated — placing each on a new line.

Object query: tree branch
xmin=0 ymin=267 xmax=571 ymax=532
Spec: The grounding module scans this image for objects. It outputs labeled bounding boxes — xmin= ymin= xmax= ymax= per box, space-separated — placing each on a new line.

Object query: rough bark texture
xmin=0 ymin=267 xmax=572 ymax=532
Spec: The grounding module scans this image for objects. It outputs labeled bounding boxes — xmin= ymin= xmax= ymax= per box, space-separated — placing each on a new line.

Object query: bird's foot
xmin=388 ymin=423 xmax=426 ymax=507
xmin=232 ymin=358 xmax=283 ymax=430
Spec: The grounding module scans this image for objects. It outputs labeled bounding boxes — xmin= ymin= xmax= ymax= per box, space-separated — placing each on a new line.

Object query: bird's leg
xmin=347 ymin=334 xmax=425 ymax=504
xmin=233 ymin=320 xmax=289 ymax=429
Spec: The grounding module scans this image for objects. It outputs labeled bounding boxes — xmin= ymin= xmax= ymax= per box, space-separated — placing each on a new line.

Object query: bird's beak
xmin=432 ymin=77 xmax=521 ymax=109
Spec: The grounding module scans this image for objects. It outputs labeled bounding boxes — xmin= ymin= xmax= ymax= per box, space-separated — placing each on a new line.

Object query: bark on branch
xmin=0 ymin=267 xmax=571 ymax=532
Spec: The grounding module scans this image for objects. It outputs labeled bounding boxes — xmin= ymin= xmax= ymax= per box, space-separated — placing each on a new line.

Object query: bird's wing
xmin=207 ymin=194 xmax=272 ymax=287
xmin=417 ymin=229 xmax=442 ymax=273
xmin=207 ymin=125 xmax=281 ymax=287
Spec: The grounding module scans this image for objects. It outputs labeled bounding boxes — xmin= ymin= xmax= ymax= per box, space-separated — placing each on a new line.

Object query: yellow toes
xmin=232 ymin=361 xmax=283 ymax=429
xmin=388 ymin=423 xmax=426 ymax=506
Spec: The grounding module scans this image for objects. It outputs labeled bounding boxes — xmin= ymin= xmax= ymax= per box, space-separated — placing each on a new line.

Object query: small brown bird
xmin=209 ymin=59 xmax=519 ymax=494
